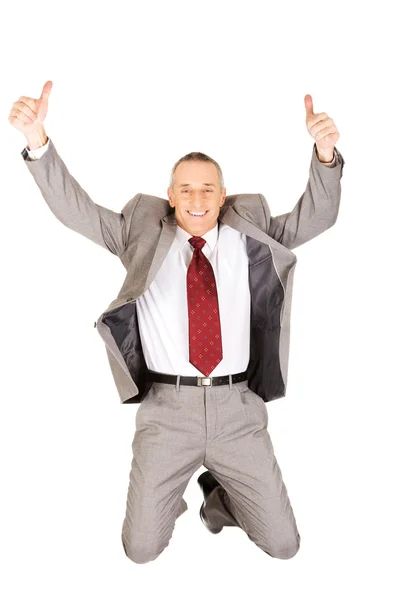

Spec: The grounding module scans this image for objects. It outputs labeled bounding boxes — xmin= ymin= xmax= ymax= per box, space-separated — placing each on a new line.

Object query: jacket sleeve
xmin=20 ymin=137 xmax=139 ymax=257
xmin=266 ymin=143 xmax=345 ymax=250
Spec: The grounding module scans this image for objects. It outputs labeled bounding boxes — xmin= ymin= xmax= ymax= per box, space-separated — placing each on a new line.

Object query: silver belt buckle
xmin=197 ymin=377 xmax=212 ymax=386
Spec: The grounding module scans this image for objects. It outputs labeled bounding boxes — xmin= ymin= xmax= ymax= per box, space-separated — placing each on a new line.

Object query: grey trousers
xmin=121 ymin=378 xmax=301 ymax=563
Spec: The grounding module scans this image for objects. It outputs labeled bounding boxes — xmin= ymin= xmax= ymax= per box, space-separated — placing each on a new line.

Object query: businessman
xmin=10 ymin=80 xmax=345 ymax=564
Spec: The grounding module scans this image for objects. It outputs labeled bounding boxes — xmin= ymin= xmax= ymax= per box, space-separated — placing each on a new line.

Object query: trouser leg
xmin=121 ymin=381 xmax=205 ymax=564
xmin=203 ymin=381 xmax=301 ymax=559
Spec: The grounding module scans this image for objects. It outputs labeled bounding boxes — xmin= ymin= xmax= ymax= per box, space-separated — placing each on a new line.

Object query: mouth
xmin=187 ymin=210 xmax=209 ymax=218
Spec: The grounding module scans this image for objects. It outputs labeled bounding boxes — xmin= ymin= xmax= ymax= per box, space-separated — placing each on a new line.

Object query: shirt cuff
xmin=26 ymin=138 xmax=50 ymax=160
xmin=317 ymin=147 xmax=339 ymax=167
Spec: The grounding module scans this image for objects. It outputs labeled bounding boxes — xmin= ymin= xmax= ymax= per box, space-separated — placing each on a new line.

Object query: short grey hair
xmin=169 ymin=151 xmax=224 ymax=190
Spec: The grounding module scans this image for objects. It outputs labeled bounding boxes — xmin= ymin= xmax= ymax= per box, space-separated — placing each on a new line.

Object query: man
xmin=10 ymin=81 xmax=345 ymax=564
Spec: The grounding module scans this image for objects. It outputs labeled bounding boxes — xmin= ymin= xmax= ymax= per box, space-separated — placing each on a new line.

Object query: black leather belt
xmin=146 ymin=370 xmax=248 ymax=387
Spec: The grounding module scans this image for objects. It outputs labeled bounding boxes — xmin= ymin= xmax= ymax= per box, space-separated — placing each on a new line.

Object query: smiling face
xmin=167 ymin=160 xmax=226 ymax=236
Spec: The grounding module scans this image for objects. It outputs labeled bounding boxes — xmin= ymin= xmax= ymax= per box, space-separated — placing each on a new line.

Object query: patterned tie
xmin=187 ymin=236 xmax=223 ymax=376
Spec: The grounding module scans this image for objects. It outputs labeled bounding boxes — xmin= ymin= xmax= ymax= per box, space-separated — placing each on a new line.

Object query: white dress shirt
xmin=135 ymin=220 xmax=251 ymax=376
xmin=25 ymin=138 xmax=337 ymax=376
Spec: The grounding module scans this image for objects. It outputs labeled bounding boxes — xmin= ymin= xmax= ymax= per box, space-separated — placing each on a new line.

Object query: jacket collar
xmin=145 ymin=206 xmax=295 ymax=290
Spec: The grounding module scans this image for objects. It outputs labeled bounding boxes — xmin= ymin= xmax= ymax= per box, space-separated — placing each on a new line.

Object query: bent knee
xmin=122 ymin=537 xmax=166 ymax=564
xmin=264 ymin=532 xmax=301 ymax=560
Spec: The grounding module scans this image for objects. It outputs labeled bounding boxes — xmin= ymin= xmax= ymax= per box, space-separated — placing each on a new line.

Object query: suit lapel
xmin=144 ymin=213 xmax=177 ymax=290
xmin=219 ymin=205 xmax=295 ymax=256
xmin=143 ymin=205 xmax=295 ymax=294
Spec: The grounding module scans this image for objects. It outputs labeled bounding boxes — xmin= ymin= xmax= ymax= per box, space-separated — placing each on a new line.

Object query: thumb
xmin=37 ymin=80 xmax=53 ymax=121
xmin=304 ymin=94 xmax=314 ymax=117
xmin=40 ymin=80 xmax=53 ymax=104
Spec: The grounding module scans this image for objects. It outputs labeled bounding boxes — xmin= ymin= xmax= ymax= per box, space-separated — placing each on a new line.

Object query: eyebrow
xmin=179 ymin=183 xmax=216 ymax=188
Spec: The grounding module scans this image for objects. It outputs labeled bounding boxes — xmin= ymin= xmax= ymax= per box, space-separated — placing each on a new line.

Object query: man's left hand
xmin=304 ymin=94 xmax=340 ymax=161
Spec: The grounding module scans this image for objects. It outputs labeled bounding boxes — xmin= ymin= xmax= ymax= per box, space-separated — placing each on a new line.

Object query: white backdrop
xmin=1 ymin=0 xmax=399 ymax=598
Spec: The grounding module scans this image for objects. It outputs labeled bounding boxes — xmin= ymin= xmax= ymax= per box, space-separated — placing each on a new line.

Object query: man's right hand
xmin=8 ymin=80 xmax=52 ymax=142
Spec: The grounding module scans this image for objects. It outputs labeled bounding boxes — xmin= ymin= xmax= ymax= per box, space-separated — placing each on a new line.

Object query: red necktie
xmin=187 ymin=236 xmax=223 ymax=376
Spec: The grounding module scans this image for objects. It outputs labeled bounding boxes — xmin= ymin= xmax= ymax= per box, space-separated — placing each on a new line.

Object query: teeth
xmin=189 ymin=211 xmax=206 ymax=216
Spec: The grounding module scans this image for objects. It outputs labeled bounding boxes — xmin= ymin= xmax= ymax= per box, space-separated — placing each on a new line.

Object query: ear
xmin=220 ymin=188 xmax=227 ymax=206
xmin=167 ymin=187 xmax=175 ymax=207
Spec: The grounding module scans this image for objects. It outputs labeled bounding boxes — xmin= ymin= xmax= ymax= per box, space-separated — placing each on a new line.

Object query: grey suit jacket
xmin=21 ymin=139 xmax=345 ymax=404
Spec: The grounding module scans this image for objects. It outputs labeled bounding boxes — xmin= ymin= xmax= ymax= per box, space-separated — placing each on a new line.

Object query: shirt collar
xmin=175 ymin=220 xmax=219 ymax=253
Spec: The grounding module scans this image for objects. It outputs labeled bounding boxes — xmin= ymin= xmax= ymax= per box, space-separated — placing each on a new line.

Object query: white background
xmin=1 ymin=0 xmax=399 ymax=598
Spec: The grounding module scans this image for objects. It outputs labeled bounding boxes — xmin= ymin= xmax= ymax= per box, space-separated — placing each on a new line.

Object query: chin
xmin=177 ymin=211 xmax=218 ymax=235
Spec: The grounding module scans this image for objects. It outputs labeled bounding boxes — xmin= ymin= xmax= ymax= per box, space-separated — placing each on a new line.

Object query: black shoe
xmin=197 ymin=470 xmax=223 ymax=534
xmin=197 ymin=470 xmax=221 ymax=500
xmin=199 ymin=503 xmax=222 ymax=534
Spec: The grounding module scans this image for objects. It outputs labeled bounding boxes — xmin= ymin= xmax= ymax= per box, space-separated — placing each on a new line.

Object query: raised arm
xmin=9 ymin=80 xmax=138 ymax=257
xmin=21 ymin=135 xmax=137 ymax=256
xmin=267 ymin=94 xmax=345 ymax=250
xmin=267 ymin=142 xmax=345 ymax=250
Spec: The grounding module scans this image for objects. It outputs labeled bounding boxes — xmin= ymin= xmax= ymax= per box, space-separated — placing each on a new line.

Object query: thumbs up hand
xmin=8 ymin=80 xmax=53 ymax=135
xmin=304 ymin=94 xmax=340 ymax=161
